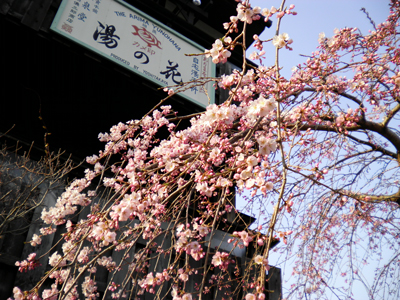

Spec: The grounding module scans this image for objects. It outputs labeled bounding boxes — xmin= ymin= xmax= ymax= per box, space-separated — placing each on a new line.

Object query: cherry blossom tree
xmin=9 ymin=0 xmax=400 ymax=299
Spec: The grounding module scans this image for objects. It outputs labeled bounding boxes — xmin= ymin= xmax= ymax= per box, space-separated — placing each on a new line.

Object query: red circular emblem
xmin=132 ymin=25 xmax=162 ymax=49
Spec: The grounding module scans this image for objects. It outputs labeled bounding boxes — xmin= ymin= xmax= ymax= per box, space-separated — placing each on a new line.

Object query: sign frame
xmin=50 ymin=0 xmax=216 ymax=108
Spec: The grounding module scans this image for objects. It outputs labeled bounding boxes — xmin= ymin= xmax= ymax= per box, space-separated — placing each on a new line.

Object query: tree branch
xmin=286 ymin=122 xmax=398 ymax=160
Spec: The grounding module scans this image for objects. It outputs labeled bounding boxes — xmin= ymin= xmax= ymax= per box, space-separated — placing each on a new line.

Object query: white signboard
xmin=51 ymin=0 xmax=215 ymax=107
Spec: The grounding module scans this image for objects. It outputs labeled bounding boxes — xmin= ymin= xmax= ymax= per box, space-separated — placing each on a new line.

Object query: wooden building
xmin=0 ymin=0 xmax=271 ymax=160
xmin=0 ymin=0 xmax=280 ymax=299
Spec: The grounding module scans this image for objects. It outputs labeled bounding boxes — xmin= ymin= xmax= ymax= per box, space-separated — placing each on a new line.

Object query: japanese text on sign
xmin=51 ymin=0 xmax=215 ymax=107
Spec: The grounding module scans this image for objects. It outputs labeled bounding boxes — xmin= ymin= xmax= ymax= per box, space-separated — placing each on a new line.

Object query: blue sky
xmin=248 ymin=0 xmax=390 ymax=78
xmin=241 ymin=1 xmax=393 ymax=299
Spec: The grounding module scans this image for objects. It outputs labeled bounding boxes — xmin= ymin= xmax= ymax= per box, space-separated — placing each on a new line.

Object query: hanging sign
xmin=51 ymin=0 xmax=215 ymax=107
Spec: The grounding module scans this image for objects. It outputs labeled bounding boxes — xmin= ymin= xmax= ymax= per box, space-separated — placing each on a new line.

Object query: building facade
xmin=0 ymin=0 xmax=269 ymax=161
xmin=0 ymin=0 xmax=280 ymax=299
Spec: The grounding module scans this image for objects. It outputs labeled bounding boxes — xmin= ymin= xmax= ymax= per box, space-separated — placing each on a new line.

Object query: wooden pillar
xmin=266 ymin=266 xmax=282 ymax=300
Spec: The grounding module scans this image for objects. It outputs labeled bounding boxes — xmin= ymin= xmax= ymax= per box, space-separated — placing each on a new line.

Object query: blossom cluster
xmin=205 ymin=38 xmax=232 ymax=64
xmin=174 ymin=223 xmax=207 ymax=261
xmin=272 ymin=33 xmax=293 ymax=49
xmin=15 ymin=253 xmax=40 ymax=273
xmin=211 ymin=251 xmax=231 ymax=271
